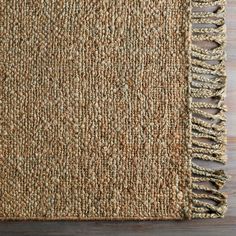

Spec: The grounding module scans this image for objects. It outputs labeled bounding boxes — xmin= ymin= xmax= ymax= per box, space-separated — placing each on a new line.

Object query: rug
xmin=0 ymin=0 xmax=227 ymax=220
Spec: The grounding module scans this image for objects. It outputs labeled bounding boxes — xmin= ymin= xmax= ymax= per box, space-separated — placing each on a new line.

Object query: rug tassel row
xmin=190 ymin=0 xmax=228 ymax=219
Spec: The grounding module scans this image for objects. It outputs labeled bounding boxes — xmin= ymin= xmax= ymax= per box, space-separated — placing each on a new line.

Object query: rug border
xmin=190 ymin=0 xmax=228 ymax=219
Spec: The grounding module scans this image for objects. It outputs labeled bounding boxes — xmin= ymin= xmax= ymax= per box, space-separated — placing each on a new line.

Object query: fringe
xmin=190 ymin=0 xmax=228 ymax=219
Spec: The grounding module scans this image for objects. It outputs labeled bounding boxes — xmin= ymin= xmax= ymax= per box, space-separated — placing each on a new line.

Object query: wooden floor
xmin=1 ymin=1 xmax=235 ymax=235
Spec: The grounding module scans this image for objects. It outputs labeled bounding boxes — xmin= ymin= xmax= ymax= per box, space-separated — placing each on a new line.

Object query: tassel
xmin=190 ymin=0 xmax=227 ymax=219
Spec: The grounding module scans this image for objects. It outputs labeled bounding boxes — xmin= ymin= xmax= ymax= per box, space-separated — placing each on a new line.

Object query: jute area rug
xmin=0 ymin=0 xmax=227 ymax=220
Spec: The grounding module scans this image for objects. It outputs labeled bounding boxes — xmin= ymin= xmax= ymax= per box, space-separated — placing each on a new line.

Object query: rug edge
xmin=190 ymin=0 xmax=228 ymax=219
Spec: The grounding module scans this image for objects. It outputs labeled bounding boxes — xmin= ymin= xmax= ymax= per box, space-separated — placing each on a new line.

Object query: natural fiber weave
xmin=0 ymin=0 xmax=227 ymax=220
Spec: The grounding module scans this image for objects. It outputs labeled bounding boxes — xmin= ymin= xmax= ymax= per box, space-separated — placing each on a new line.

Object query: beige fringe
xmin=190 ymin=0 xmax=228 ymax=218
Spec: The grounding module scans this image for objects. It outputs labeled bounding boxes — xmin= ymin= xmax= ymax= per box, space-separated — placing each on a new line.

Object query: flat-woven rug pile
xmin=0 ymin=0 xmax=227 ymax=220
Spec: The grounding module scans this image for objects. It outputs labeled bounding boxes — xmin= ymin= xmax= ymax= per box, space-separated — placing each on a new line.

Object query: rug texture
xmin=0 ymin=0 xmax=227 ymax=220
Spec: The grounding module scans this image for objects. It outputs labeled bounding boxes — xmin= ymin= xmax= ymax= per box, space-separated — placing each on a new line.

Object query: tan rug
xmin=0 ymin=0 xmax=227 ymax=220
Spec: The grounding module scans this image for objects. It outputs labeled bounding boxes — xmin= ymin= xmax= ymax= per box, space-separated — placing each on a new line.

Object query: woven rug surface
xmin=0 ymin=0 xmax=227 ymax=220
